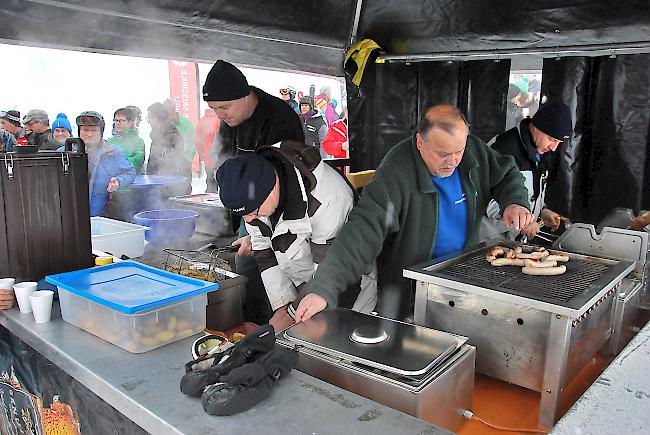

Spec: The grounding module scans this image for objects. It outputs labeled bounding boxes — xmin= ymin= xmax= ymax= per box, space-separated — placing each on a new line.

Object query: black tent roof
xmin=2 ymin=0 xmax=649 ymax=75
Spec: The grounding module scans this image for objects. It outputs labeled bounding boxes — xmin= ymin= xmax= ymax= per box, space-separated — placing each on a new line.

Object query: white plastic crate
xmin=91 ymin=216 xmax=148 ymax=258
xmin=58 ymin=287 xmax=207 ymax=353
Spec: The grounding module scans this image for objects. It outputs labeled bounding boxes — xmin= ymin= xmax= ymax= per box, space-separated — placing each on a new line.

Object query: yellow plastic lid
xmin=95 ymin=256 xmax=113 ymax=266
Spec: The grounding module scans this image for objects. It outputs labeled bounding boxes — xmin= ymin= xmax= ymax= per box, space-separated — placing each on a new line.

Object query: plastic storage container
xmin=91 ymin=216 xmax=148 ymax=258
xmin=46 ymin=261 xmax=218 ymax=353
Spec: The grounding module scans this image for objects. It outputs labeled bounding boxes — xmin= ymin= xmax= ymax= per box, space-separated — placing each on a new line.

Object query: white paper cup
xmin=0 ymin=278 xmax=15 ymax=290
xmin=30 ymin=290 xmax=54 ymax=323
xmin=13 ymin=282 xmax=38 ymax=313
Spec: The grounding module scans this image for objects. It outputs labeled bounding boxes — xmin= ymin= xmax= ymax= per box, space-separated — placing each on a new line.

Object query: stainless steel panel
xmin=170 ymin=193 xmax=233 ymax=236
xmin=608 ymin=279 xmax=642 ymax=355
xmin=284 ymin=309 xmax=466 ymax=376
xmin=564 ymin=291 xmax=614 ymax=384
xmin=553 ymin=224 xmax=648 ymax=277
xmin=424 ymin=284 xmax=550 ymax=391
xmin=539 ymin=315 xmax=572 ymax=429
xmin=281 ymin=339 xmax=475 ymax=434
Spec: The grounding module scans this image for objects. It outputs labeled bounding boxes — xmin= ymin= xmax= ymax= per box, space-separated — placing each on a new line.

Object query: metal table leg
xmin=539 ymin=314 xmax=572 ymax=429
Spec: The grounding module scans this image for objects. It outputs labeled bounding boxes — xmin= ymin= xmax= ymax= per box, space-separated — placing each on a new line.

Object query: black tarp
xmin=347 ymin=59 xmax=511 ymax=170
xmin=543 ymin=54 xmax=650 ymax=224
xmin=1 ymin=1 xmax=649 ymax=75
xmin=358 ymin=0 xmax=650 ymax=55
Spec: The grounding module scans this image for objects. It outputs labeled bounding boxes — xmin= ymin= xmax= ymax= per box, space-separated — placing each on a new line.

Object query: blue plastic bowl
xmin=133 ymin=209 xmax=199 ymax=245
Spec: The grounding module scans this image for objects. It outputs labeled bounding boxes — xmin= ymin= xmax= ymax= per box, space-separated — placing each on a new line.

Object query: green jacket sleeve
xmin=483 ymin=144 xmax=530 ymax=214
xmin=129 ymin=137 xmax=145 ymax=173
xmin=310 ymin=166 xmax=403 ymax=308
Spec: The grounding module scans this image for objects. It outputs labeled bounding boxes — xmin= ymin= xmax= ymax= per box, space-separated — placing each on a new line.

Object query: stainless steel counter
xmin=0 ymin=304 xmax=448 ymax=435
xmin=552 ymin=321 xmax=650 ymax=434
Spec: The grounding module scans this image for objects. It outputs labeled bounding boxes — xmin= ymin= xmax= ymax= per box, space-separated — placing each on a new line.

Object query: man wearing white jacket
xmin=216 ymin=141 xmax=376 ymax=330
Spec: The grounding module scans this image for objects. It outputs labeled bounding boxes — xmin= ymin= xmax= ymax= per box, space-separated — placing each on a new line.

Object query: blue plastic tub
xmin=133 ymin=209 xmax=199 ymax=245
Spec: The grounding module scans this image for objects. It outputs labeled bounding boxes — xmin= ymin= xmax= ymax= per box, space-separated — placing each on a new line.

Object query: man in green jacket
xmin=295 ymin=105 xmax=533 ymax=321
xmin=108 ymin=107 xmax=146 ymax=174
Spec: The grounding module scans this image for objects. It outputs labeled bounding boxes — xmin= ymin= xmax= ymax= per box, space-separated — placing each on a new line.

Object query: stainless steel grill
xmin=439 ymin=249 xmax=612 ymax=305
xmin=405 ymin=241 xmax=638 ymax=429
xmin=417 ymin=245 xmax=633 ymax=314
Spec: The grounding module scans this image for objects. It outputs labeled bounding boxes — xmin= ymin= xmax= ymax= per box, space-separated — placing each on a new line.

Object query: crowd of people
xmin=0 ymin=79 xmax=349 ymax=221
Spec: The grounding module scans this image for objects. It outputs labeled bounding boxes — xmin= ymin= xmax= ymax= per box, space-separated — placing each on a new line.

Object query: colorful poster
xmin=167 ymin=60 xmax=200 ymax=126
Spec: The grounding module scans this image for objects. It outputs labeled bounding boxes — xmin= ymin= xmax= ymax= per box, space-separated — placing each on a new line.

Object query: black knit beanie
xmin=532 ymin=103 xmax=572 ymax=141
xmin=202 ymin=60 xmax=250 ymax=102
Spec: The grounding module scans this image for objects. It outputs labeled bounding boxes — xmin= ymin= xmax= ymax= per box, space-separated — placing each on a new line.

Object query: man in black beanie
xmin=203 ymin=59 xmax=305 ymax=325
xmin=481 ymin=102 xmax=573 ymax=241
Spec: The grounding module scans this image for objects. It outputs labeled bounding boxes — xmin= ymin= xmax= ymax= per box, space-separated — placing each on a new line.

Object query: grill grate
xmin=438 ymin=251 xmax=611 ymax=304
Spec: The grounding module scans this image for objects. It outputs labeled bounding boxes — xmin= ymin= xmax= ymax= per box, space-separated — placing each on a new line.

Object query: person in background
xmin=108 ymin=107 xmax=146 ymax=174
xmin=322 ymin=107 xmax=349 ymax=159
xmin=279 ymin=86 xmax=300 ymax=114
xmin=125 ymin=105 xmax=143 ymax=129
xmin=317 ymin=86 xmax=338 ymax=126
xmin=216 ymin=143 xmax=376 ymax=330
xmin=481 ymin=103 xmax=572 ymax=242
xmin=506 ymin=84 xmax=524 ymax=130
xmin=50 ymin=113 xmax=73 ymax=149
xmin=299 ymin=96 xmax=327 ymax=158
xmin=22 ymin=109 xmax=58 ymax=150
xmin=76 ymin=111 xmax=135 ymax=217
xmin=163 ymin=99 xmax=196 ymax=165
xmin=146 ymin=102 xmax=192 ymax=197
xmin=294 ymin=105 xmax=532 ymax=322
xmin=0 ymin=110 xmax=29 ymax=151
xmin=195 ymin=108 xmax=220 ymax=192
xmin=202 ymin=59 xmax=305 ymax=324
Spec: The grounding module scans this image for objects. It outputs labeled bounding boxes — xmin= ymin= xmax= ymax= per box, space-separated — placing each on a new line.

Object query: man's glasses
xmin=113 ymin=118 xmax=128 ymax=123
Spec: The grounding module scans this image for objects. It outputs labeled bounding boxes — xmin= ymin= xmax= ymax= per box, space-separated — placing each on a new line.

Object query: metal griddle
xmin=407 ymin=244 xmax=635 ymax=316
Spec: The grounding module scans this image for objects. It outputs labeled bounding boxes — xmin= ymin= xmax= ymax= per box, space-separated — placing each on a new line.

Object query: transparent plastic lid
xmin=46 ymin=260 xmax=218 ymax=314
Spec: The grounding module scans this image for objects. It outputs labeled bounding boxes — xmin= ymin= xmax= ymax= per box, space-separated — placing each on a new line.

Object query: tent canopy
xmin=2 ymin=0 xmax=649 ymax=75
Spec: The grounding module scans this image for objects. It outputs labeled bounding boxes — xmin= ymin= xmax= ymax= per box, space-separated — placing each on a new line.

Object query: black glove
xmin=180 ymin=324 xmax=276 ymax=397
xmin=201 ymin=346 xmax=298 ymax=415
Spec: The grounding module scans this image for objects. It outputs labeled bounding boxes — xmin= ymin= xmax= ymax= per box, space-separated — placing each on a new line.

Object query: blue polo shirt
xmin=431 ymin=170 xmax=468 ymax=258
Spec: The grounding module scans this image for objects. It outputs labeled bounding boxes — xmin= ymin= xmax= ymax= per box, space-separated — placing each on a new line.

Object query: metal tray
xmin=283 ymin=309 xmax=466 ymax=376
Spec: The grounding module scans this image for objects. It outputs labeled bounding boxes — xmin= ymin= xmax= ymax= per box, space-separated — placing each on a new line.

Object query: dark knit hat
xmin=0 ymin=110 xmax=21 ymax=127
xmin=532 ymin=103 xmax=572 ymax=141
xmin=299 ymin=96 xmax=313 ymax=110
xmin=202 ymin=60 xmax=250 ymax=102
xmin=216 ymin=154 xmax=276 ymax=216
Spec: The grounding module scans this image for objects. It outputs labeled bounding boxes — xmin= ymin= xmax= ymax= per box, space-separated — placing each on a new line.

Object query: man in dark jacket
xmin=202 ymin=59 xmax=305 ymax=324
xmin=22 ymin=109 xmax=58 ymax=150
xmin=203 ymin=60 xmax=304 ymax=170
xmin=295 ymin=105 xmax=532 ymax=322
xmin=481 ymin=102 xmax=572 ymax=241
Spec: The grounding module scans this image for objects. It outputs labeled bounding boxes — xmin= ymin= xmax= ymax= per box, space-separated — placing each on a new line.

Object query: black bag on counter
xmin=201 ymin=347 xmax=298 ymax=416
xmin=180 ymin=324 xmax=276 ymax=397
xmin=0 ymin=139 xmax=93 ymax=281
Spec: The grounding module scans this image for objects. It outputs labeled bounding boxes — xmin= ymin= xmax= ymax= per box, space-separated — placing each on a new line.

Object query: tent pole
xmin=377 ymin=40 xmax=650 ymax=63
xmin=349 ymin=0 xmax=364 ymax=46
